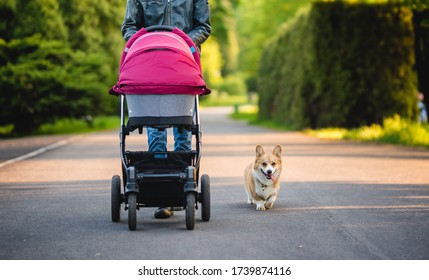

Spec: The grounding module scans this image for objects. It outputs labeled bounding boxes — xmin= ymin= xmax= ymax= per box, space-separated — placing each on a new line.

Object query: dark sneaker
xmin=154 ymin=208 xmax=174 ymax=219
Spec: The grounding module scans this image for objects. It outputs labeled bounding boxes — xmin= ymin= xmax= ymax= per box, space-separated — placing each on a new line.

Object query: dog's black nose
xmin=266 ymin=170 xmax=272 ymax=174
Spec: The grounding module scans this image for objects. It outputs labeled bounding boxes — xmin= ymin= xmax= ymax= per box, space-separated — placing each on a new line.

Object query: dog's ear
xmin=273 ymin=145 xmax=282 ymax=158
xmin=256 ymin=145 xmax=265 ymax=157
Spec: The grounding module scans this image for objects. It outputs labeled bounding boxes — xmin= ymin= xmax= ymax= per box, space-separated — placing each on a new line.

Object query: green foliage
xmin=236 ymin=0 xmax=313 ymax=91
xmin=258 ymin=7 xmax=313 ymax=128
xmin=209 ymin=0 xmax=239 ymax=76
xmin=403 ymin=0 xmax=429 ymax=112
xmin=374 ymin=115 xmax=429 ymax=146
xmin=12 ymin=0 xmax=68 ymax=41
xmin=0 ymin=0 xmax=125 ymax=136
xmin=37 ymin=116 xmax=119 ymax=135
xmin=199 ymin=91 xmax=249 ymax=107
xmin=201 ymin=37 xmax=223 ymax=88
xmin=258 ymin=1 xmax=418 ymax=129
xmin=58 ymin=0 xmax=125 ymax=67
xmin=219 ymin=74 xmax=248 ymax=96
xmin=0 ymin=0 xmax=17 ymax=40
xmin=234 ymin=109 xmax=429 ymax=148
xmin=0 ymin=35 xmax=115 ymax=135
xmin=307 ymin=115 xmax=429 ymax=148
xmin=401 ymin=0 xmax=429 ymax=10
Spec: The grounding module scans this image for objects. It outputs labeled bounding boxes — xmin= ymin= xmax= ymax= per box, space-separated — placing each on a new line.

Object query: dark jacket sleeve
xmin=188 ymin=0 xmax=211 ymax=46
xmin=121 ymin=0 xmax=142 ymax=42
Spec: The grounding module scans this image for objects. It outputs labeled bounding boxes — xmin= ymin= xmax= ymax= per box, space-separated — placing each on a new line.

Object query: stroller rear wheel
xmin=185 ymin=192 xmax=196 ymax=230
xmin=128 ymin=193 xmax=137 ymax=231
xmin=200 ymin=174 xmax=210 ymax=222
xmin=111 ymin=175 xmax=121 ymax=222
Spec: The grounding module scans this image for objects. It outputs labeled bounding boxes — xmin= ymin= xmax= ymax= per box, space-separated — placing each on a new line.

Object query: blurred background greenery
xmin=0 ymin=0 xmax=428 ymax=146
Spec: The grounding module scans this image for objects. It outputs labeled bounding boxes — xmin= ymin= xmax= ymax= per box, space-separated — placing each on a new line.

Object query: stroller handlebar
xmin=146 ymin=25 xmax=175 ymax=32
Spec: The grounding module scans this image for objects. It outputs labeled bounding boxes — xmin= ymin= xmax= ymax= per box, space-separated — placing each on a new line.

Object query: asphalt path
xmin=0 ymin=107 xmax=429 ymax=260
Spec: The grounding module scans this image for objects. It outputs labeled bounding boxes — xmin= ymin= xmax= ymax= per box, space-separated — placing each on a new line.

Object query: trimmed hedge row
xmin=258 ymin=1 xmax=418 ymax=129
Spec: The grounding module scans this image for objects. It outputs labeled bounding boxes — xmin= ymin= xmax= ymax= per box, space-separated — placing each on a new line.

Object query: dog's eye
xmin=271 ymin=162 xmax=276 ymax=166
xmin=262 ymin=162 xmax=268 ymax=167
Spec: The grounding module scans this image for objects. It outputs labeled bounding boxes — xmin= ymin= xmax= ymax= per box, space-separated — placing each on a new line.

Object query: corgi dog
xmin=244 ymin=145 xmax=282 ymax=211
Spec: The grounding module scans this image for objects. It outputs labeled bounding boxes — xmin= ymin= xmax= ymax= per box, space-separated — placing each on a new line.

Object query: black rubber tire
xmin=201 ymin=174 xmax=211 ymax=222
xmin=111 ymin=175 xmax=121 ymax=222
xmin=128 ymin=193 xmax=137 ymax=231
xmin=186 ymin=193 xmax=196 ymax=230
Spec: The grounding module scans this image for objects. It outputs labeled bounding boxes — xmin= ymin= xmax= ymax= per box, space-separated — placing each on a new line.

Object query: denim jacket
xmin=122 ymin=0 xmax=211 ymax=46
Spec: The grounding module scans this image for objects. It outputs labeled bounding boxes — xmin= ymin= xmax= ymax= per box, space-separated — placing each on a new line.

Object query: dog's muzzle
xmin=261 ymin=168 xmax=276 ymax=180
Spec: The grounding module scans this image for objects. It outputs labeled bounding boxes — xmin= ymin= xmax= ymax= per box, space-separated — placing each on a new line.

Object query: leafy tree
xmin=0 ymin=0 xmax=124 ymax=135
xmin=0 ymin=0 xmax=16 ymax=41
xmin=402 ymin=0 xmax=429 ymax=109
xmin=58 ymin=0 xmax=125 ymax=69
xmin=199 ymin=0 xmax=243 ymax=96
xmin=209 ymin=0 xmax=240 ymax=76
xmin=13 ymin=0 xmax=68 ymax=41
xmin=0 ymin=35 xmax=112 ymax=135
xmin=258 ymin=1 xmax=417 ymax=129
xmin=236 ymin=0 xmax=312 ymax=91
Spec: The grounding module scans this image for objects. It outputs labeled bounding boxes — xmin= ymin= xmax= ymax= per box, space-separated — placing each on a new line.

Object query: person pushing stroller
xmin=121 ymin=0 xmax=211 ymax=219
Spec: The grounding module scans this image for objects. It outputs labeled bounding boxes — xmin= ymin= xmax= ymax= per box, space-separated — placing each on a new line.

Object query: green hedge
xmin=0 ymin=36 xmax=115 ymax=135
xmin=258 ymin=1 xmax=418 ymax=129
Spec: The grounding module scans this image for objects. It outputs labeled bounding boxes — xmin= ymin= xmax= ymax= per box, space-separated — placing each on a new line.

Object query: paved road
xmin=0 ymin=135 xmax=73 ymax=166
xmin=0 ymin=107 xmax=428 ymax=260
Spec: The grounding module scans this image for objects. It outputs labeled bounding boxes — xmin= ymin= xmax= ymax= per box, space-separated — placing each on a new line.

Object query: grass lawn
xmin=0 ymin=116 xmax=120 ymax=138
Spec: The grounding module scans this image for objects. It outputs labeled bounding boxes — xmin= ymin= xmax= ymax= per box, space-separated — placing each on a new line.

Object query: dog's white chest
xmin=252 ymin=170 xmax=277 ymax=197
xmin=254 ymin=180 xmax=277 ymax=200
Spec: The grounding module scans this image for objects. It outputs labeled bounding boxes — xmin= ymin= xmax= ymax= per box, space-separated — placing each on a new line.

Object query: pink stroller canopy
xmin=110 ymin=26 xmax=211 ymax=96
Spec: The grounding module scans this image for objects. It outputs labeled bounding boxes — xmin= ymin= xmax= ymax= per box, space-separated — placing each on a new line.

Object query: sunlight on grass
xmin=307 ymin=115 xmax=429 ymax=148
xmin=231 ymin=108 xmax=429 ymax=148
xmin=344 ymin=124 xmax=384 ymax=141
xmin=5 ymin=105 xmax=428 ymax=149
xmin=305 ymin=128 xmax=348 ymax=140
xmin=0 ymin=124 xmax=14 ymax=136
xmin=230 ymin=104 xmax=295 ymax=131
xmin=230 ymin=104 xmax=259 ymax=123
xmin=379 ymin=115 xmax=429 ymax=147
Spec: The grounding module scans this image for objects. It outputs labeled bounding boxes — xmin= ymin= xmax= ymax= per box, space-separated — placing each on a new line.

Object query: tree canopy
xmin=0 ymin=0 xmax=124 ymax=135
xmin=0 ymin=0 xmax=427 ymax=135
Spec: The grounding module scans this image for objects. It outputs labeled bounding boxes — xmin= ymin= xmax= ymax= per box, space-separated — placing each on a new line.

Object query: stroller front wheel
xmin=111 ymin=175 xmax=122 ymax=222
xmin=200 ymin=174 xmax=211 ymax=222
xmin=128 ymin=193 xmax=137 ymax=231
xmin=185 ymin=192 xmax=196 ymax=230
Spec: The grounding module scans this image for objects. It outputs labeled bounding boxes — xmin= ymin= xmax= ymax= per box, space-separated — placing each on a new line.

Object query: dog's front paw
xmin=265 ymin=196 xmax=277 ymax=209
xmin=265 ymin=202 xmax=274 ymax=209
xmin=256 ymin=201 xmax=266 ymax=211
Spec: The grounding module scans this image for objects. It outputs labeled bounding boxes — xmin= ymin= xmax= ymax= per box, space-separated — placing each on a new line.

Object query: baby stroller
xmin=109 ymin=25 xmax=211 ymax=231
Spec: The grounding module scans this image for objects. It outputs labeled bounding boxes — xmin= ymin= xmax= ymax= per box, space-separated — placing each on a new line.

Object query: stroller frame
xmin=109 ymin=25 xmax=210 ymax=230
xmin=110 ymin=25 xmax=211 ymax=231
xmin=111 ymin=94 xmax=210 ymax=231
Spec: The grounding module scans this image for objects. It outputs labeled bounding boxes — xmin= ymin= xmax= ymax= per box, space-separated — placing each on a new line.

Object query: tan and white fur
xmin=244 ymin=145 xmax=282 ymax=211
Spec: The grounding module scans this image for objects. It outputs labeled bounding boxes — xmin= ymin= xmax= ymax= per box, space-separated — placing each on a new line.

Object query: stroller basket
xmin=125 ymin=151 xmax=197 ymax=207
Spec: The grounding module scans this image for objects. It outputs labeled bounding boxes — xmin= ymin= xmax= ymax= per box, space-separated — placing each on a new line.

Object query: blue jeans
xmin=147 ymin=126 xmax=192 ymax=154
